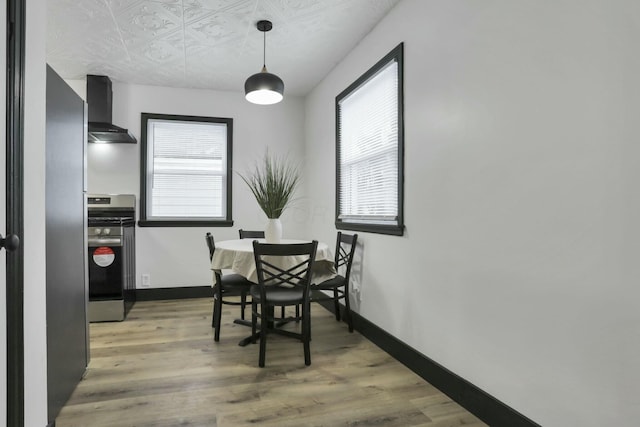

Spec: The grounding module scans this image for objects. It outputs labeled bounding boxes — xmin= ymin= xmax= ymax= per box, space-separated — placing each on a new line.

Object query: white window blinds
xmin=146 ymin=119 xmax=228 ymax=219
xmin=337 ymin=59 xmax=399 ymax=226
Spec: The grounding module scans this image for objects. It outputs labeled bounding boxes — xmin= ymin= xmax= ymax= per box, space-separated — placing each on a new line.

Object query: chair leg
xmin=251 ymin=300 xmax=258 ymax=344
xmin=333 ymin=288 xmax=341 ymax=321
xmin=295 ymin=304 xmax=300 ymax=322
xmin=307 ymin=303 xmax=312 ymax=342
xmin=281 ymin=306 xmax=285 ymax=319
xmin=240 ymin=292 xmax=247 ymax=320
xmin=303 ymin=301 xmax=311 ymax=366
xmin=344 ymin=287 xmax=353 ymax=333
xmin=211 ymin=298 xmax=217 ymax=328
xmin=213 ymin=297 xmax=222 ymax=342
xmin=259 ymin=302 xmax=268 ymax=367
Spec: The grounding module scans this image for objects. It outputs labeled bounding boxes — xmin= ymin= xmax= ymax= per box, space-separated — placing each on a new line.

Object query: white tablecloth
xmin=211 ymin=239 xmax=336 ymax=284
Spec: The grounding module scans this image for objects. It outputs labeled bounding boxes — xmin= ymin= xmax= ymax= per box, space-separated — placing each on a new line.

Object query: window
xmin=139 ymin=113 xmax=233 ymax=227
xmin=336 ymin=43 xmax=404 ymax=235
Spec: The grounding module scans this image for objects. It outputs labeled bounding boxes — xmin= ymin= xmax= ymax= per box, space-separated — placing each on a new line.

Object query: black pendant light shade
xmin=245 ymin=20 xmax=284 ymax=105
xmin=245 ymin=68 xmax=284 ymax=105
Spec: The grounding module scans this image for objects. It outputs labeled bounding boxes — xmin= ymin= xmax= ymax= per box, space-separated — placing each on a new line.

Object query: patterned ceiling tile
xmin=46 ymin=0 xmax=401 ymax=95
xmin=185 ymin=11 xmax=247 ymax=46
xmin=184 ymin=0 xmax=254 ymax=13
xmin=260 ymin=0 xmax=347 ymax=20
xmin=114 ymin=1 xmax=183 ymax=40
xmin=132 ymin=32 xmax=185 ymax=65
xmin=48 ymin=0 xmax=111 ymax=18
xmin=47 ymin=0 xmax=115 ymax=46
xmin=106 ymin=0 xmax=151 ymax=14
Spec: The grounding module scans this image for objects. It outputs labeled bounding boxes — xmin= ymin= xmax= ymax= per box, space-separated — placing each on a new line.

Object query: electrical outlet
xmin=141 ymin=274 xmax=151 ymax=288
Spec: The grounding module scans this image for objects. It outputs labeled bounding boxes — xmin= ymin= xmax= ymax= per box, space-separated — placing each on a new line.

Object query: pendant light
xmin=245 ymin=20 xmax=284 ymax=105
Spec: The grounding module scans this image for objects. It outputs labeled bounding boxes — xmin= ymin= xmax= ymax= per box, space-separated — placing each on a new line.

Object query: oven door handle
xmin=88 ymin=237 xmax=123 ymax=247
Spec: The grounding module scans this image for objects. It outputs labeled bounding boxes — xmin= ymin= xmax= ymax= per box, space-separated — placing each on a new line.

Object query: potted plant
xmin=238 ymin=151 xmax=301 ymax=243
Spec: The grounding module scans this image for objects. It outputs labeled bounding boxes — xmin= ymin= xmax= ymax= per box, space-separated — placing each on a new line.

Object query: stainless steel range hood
xmin=87 ymin=75 xmax=137 ymax=144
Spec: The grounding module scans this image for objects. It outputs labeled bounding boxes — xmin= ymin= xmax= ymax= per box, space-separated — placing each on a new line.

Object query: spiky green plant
xmin=238 ymin=152 xmax=301 ymax=219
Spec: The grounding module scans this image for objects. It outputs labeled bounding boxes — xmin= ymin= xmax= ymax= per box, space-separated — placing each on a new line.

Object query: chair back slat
xmin=260 ymin=258 xmax=313 ymax=287
xmin=205 ymin=233 xmax=224 ymax=283
xmin=206 ymin=232 xmax=216 ymax=261
xmin=239 ymin=229 xmax=265 ymax=239
xmin=253 ymin=241 xmax=318 ymax=293
xmin=336 ymin=245 xmax=349 ymax=269
xmin=334 ymin=232 xmax=358 ymax=279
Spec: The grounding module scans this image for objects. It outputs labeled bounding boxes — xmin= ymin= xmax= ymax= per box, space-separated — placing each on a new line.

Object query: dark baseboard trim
xmin=316 ymin=299 xmax=540 ymax=427
xmin=135 ymin=286 xmax=213 ymax=301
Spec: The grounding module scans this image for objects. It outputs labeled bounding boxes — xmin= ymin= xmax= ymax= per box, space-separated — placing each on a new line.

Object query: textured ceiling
xmin=46 ymin=0 xmax=400 ymax=96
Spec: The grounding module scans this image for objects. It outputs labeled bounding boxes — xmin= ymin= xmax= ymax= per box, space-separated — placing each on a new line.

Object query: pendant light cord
xmin=262 ymin=30 xmax=266 ymax=69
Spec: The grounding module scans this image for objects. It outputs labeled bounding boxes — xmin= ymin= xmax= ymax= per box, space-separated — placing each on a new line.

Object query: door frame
xmin=6 ymin=0 xmax=26 ymax=425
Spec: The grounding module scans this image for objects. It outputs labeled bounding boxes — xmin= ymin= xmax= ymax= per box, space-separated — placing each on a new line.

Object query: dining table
xmin=210 ymin=238 xmax=337 ymax=346
xmin=210 ymin=238 xmax=336 ymax=284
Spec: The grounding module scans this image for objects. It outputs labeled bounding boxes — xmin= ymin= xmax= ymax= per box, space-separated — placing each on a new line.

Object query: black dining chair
xmin=206 ymin=232 xmax=254 ymax=342
xmin=251 ymin=240 xmax=318 ymax=367
xmin=310 ymin=232 xmax=358 ymax=332
xmin=238 ymin=229 xmax=265 ymax=239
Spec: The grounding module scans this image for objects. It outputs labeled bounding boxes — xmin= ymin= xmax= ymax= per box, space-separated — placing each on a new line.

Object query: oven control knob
xmin=103 ymin=228 xmax=111 ymax=235
xmin=94 ymin=228 xmax=102 ymax=235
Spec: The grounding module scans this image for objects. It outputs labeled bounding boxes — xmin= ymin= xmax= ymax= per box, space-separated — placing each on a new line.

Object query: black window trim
xmin=138 ymin=112 xmax=234 ymax=227
xmin=335 ymin=42 xmax=405 ymax=236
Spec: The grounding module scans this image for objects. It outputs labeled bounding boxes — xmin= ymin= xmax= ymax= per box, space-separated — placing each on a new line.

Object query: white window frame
xmin=336 ymin=43 xmax=404 ymax=236
xmin=139 ymin=113 xmax=233 ymax=227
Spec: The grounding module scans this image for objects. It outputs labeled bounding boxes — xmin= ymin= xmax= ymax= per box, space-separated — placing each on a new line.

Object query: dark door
xmin=2 ymin=7 xmax=8 ymax=420
xmin=45 ymin=65 xmax=88 ymax=423
xmin=4 ymin=0 xmax=25 ymax=425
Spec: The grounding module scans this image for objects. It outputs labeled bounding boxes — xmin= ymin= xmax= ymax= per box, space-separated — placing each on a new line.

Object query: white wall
xmin=75 ymin=82 xmax=307 ymax=288
xmin=305 ymin=1 xmax=640 ymax=426
xmin=25 ymin=0 xmax=49 ymax=425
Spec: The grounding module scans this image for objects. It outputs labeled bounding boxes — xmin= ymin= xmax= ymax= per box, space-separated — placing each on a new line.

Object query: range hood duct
xmin=87 ymin=75 xmax=137 ymax=143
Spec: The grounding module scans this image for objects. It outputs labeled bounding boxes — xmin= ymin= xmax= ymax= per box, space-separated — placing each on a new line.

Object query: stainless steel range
xmin=87 ymin=194 xmax=136 ymax=322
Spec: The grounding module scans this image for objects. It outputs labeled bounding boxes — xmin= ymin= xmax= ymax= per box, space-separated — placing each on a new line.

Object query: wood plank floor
xmin=56 ymin=298 xmax=487 ymax=427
